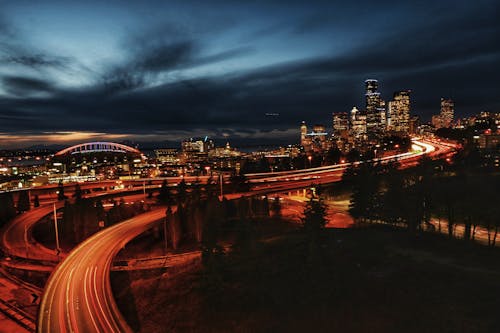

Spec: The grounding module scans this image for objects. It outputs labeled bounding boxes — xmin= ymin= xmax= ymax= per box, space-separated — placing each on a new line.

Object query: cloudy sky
xmin=0 ymin=0 xmax=499 ymax=148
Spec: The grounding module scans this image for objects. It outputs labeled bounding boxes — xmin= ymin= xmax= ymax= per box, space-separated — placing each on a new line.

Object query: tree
xmin=271 ymin=196 xmax=282 ymax=220
xmin=166 ymin=206 xmax=182 ymax=250
xmin=440 ymin=177 xmax=460 ymax=239
xmin=302 ymin=195 xmax=328 ymax=263
xmin=33 ymin=195 xmax=40 ymax=208
xmin=157 ymin=179 xmax=172 ymax=204
xmin=177 ymin=179 xmax=188 ymax=203
xmin=325 ymin=147 xmax=342 ymax=165
xmin=191 ymin=178 xmax=202 ymax=203
xmin=230 ymin=174 xmax=250 ymax=193
xmin=0 ymin=193 xmax=16 ymax=227
xmin=348 ymin=163 xmax=381 ymax=223
xmin=303 ymin=197 xmax=328 ymax=234
xmin=95 ymin=200 xmax=106 ymax=228
xmin=202 ymin=197 xmax=225 ymax=266
xmin=73 ymin=183 xmax=83 ymax=201
xmin=17 ymin=190 xmax=31 ymax=213
xmin=57 ymin=181 xmax=66 ymax=201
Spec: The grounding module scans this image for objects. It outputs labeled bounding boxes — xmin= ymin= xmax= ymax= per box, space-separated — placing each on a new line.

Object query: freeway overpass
xmin=36 ymin=138 xmax=457 ymax=333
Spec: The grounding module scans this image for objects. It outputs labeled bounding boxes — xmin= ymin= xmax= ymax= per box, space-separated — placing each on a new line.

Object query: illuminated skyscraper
xmin=300 ymin=121 xmax=307 ymax=146
xmin=440 ymin=98 xmax=454 ymax=127
xmin=350 ymin=106 xmax=367 ymax=140
xmin=300 ymin=121 xmax=329 ymax=152
xmin=332 ymin=112 xmax=349 ymax=137
xmin=432 ymin=98 xmax=455 ymax=129
xmin=388 ymin=90 xmax=411 ymax=133
xmin=365 ymin=79 xmax=386 ymax=138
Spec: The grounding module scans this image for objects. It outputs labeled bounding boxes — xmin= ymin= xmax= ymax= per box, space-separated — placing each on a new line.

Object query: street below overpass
xmin=37 ymin=209 xmax=168 ymax=333
xmin=35 ymin=138 xmax=456 ymax=333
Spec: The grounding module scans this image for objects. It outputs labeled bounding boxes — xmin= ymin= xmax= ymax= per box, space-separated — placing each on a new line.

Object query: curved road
xmin=37 ymin=208 xmax=167 ymax=333
xmin=1 ymin=203 xmax=63 ymax=262
xmin=36 ymin=138 xmax=456 ymax=333
xmin=1 ymin=191 xmax=156 ymax=263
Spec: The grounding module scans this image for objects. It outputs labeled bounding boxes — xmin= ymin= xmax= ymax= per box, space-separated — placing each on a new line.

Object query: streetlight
xmin=53 ymin=203 xmax=60 ymax=257
xmin=219 ymin=173 xmax=224 ymax=201
xmin=308 ymin=155 xmax=312 ymax=168
xmin=24 ymin=224 xmax=29 ymax=259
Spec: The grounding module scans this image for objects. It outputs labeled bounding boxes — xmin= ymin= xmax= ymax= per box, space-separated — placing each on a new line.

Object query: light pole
xmin=24 ymin=223 xmax=28 ymax=259
xmin=163 ymin=209 xmax=169 ymax=255
xmin=219 ymin=173 xmax=224 ymax=201
xmin=53 ymin=203 xmax=60 ymax=256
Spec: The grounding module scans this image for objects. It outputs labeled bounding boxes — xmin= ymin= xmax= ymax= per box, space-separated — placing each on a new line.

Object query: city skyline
xmin=1 ymin=3 xmax=500 ymax=333
xmin=0 ymin=0 xmax=499 ymax=148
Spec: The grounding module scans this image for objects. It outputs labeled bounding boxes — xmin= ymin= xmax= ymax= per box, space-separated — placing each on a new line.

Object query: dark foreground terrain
xmin=112 ymin=225 xmax=500 ymax=333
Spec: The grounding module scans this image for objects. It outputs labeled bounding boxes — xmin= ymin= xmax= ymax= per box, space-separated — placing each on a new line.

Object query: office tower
xmin=300 ymin=121 xmax=307 ymax=146
xmin=440 ymin=98 xmax=454 ymax=127
xmin=432 ymin=98 xmax=455 ymax=129
xmin=350 ymin=106 xmax=367 ymax=139
xmin=365 ymin=79 xmax=386 ymax=138
xmin=388 ymin=90 xmax=411 ymax=133
xmin=332 ymin=112 xmax=349 ymax=136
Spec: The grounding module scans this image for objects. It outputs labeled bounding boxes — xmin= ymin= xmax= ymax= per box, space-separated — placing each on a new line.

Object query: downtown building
xmin=332 ymin=112 xmax=350 ymax=137
xmin=387 ymin=90 xmax=411 ymax=134
xmin=432 ymin=98 xmax=455 ymax=129
xmin=300 ymin=121 xmax=331 ymax=153
xmin=365 ymin=79 xmax=386 ymax=140
xmin=350 ymin=106 xmax=367 ymax=143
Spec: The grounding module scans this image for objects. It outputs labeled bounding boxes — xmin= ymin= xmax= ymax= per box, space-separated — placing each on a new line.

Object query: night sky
xmin=0 ymin=0 xmax=499 ymax=148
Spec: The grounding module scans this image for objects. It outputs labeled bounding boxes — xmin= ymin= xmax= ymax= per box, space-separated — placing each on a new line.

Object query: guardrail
xmin=0 ymin=298 xmax=36 ymax=332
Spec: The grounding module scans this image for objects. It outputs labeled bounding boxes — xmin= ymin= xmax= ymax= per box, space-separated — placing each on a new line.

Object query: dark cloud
xmin=0 ymin=0 xmax=499 ymax=147
xmin=2 ymin=54 xmax=71 ymax=69
xmin=1 ymin=76 xmax=55 ymax=96
xmin=0 ymin=16 xmax=73 ymax=72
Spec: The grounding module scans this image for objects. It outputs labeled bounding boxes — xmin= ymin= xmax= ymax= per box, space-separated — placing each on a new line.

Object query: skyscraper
xmin=332 ymin=112 xmax=349 ymax=137
xmin=388 ymin=90 xmax=411 ymax=133
xmin=432 ymin=98 xmax=455 ymax=129
xmin=440 ymin=98 xmax=454 ymax=127
xmin=365 ymin=79 xmax=386 ymax=138
xmin=300 ymin=121 xmax=307 ymax=146
xmin=350 ymin=106 xmax=367 ymax=140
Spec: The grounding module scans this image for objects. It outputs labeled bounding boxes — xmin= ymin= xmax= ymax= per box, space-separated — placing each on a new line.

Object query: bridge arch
xmin=54 ymin=142 xmax=141 ymax=156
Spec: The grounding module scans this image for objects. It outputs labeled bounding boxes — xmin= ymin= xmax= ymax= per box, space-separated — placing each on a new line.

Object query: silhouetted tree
xmin=177 ymin=179 xmax=187 ymax=203
xmin=33 ymin=195 xmax=40 ymax=208
xmin=348 ymin=163 xmax=381 ymax=223
xmin=17 ymin=190 xmax=30 ymax=213
xmin=57 ymin=181 xmax=66 ymax=201
xmin=73 ymin=183 xmax=83 ymax=201
xmin=202 ymin=197 xmax=225 ymax=266
xmin=271 ymin=196 xmax=282 ymax=220
xmin=95 ymin=200 xmax=105 ymax=228
xmin=157 ymin=179 xmax=172 ymax=204
xmin=0 ymin=192 xmax=16 ymax=227
xmin=230 ymin=174 xmax=250 ymax=193
xmin=302 ymin=195 xmax=328 ymax=263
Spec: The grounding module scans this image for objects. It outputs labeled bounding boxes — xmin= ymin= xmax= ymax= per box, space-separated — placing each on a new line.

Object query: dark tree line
xmin=345 ymin=154 xmax=500 ymax=245
xmin=60 ymin=196 xmax=145 ymax=247
xmin=0 ymin=192 xmax=16 ymax=227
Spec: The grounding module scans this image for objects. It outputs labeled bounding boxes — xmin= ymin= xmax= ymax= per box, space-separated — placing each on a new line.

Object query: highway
xmin=248 ymin=138 xmax=441 ymax=184
xmin=1 ymin=191 xmax=154 ymax=264
xmin=35 ymin=138 xmax=457 ymax=333
xmin=37 ymin=208 xmax=167 ymax=333
xmin=1 ymin=203 xmax=63 ymax=263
